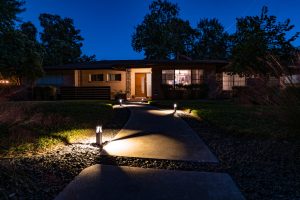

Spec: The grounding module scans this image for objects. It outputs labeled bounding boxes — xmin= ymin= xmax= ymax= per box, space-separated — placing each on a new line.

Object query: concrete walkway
xmin=56 ymin=164 xmax=245 ymax=200
xmin=102 ymin=104 xmax=217 ymax=162
xmin=56 ymin=104 xmax=244 ymax=200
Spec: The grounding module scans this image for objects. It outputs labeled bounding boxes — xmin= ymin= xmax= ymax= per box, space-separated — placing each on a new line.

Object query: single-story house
xmin=36 ymin=59 xmax=299 ymax=100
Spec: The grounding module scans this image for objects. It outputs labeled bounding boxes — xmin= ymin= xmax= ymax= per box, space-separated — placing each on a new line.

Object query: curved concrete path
xmin=56 ymin=104 xmax=245 ymax=200
xmin=102 ymin=104 xmax=217 ymax=162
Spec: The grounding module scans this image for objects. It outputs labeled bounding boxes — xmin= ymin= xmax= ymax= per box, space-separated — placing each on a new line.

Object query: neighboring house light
xmin=0 ymin=80 xmax=10 ymax=84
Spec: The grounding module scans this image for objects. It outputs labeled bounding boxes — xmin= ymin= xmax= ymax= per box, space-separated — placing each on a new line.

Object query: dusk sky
xmin=20 ymin=0 xmax=300 ymax=60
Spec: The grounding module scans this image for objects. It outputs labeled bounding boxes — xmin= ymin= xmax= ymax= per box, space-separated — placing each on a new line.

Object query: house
xmin=37 ymin=60 xmax=232 ymax=100
xmin=36 ymin=59 xmax=299 ymax=100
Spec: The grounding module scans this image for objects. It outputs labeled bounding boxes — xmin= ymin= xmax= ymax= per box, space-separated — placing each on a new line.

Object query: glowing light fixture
xmin=119 ymin=99 xmax=123 ymax=106
xmin=96 ymin=125 xmax=103 ymax=145
xmin=174 ymin=103 xmax=177 ymax=112
xmin=0 ymin=80 xmax=10 ymax=84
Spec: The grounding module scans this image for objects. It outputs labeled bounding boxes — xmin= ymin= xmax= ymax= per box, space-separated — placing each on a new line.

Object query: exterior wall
xmin=152 ymin=67 xmax=164 ymax=99
xmin=129 ymin=68 xmax=152 ymax=98
xmin=78 ymin=69 xmax=126 ymax=99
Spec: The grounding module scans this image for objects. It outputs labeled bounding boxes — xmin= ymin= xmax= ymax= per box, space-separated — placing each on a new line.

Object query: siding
xmin=78 ymin=69 xmax=126 ymax=99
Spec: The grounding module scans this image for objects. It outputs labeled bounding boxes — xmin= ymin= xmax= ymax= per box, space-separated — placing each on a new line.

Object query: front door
xmin=135 ymin=73 xmax=147 ymax=97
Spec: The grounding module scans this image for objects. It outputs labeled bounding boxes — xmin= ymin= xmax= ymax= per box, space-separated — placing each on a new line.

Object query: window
xmin=36 ymin=75 xmax=64 ymax=86
xmin=89 ymin=74 xmax=104 ymax=82
xmin=108 ymin=74 xmax=121 ymax=81
xmin=175 ymin=70 xmax=191 ymax=85
xmin=162 ymin=70 xmax=174 ymax=85
xmin=222 ymin=73 xmax=246 ymax=90
xmin=192 ymin=69 xmax=204 ymax=84
xmin=162 ymin=69 xmax=192 ymax=85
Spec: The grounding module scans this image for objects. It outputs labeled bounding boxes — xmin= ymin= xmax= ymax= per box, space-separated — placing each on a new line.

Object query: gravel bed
xmin=179 ymin=112 xmax=300 ymax=200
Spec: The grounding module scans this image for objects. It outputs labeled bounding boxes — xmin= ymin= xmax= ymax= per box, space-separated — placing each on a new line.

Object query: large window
xmin=108 ymin=74 xmax=121 ymax=81
xmin=175 ymin=70 xmax=191 ymax=85
xmin=222 ymin=73 xmax=246 ymax=90
xmin=36 ymin=75 xmax=64 ymax=86
xmin=89 ymin=74 xmax=104 ymax=82
xmin=162 ymin=69 xmax=203 ymax=85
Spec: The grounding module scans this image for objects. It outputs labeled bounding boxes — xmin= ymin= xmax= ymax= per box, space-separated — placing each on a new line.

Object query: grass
xmin=150 ymin=100 xmax=299 ymax=139
xmin=0 ymin=100 xmax=114 ymax=156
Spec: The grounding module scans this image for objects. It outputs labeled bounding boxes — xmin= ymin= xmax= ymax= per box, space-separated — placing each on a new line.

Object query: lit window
xmin=222 ymin=73 xmax=246 ymax=90
xmin=89 ymin=74 xmax=104 ymax=82
xmin=162 ymin=69 xmax=192 ymax=85
xmin=109 ymin=74 xmax=121 ymax=81
xmin=175 ymin=70 xmax=191 ymax=85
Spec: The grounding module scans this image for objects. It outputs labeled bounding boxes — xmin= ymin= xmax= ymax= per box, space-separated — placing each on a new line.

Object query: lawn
xmin=150 ymin=100 xmax=299 ymax=139
xmin=0 ymin=100 xmax=114 ymax=156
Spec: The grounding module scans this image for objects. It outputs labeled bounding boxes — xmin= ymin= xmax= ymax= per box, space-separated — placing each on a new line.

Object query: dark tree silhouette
xmin=230 ymin=6 xmax=299 ymax=77
xmin=132 ymin=0 xmax=195 ymax=60
xmin=39 ymin=13 xmax=84 ymax=66
xmin=193 ymin=18 xmax=229 ymax=60
xmin=0 ymin=1 xmax=43 ymax=84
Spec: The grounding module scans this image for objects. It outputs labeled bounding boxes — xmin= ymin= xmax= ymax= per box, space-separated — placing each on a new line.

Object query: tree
xmin=0 ymin=29 xmax=44 ymax=85
xmin=229 ymin=6 xmax=299 ymax=77
xmin=20 ymin=21 xmax=37 ymax=41
xmin=39 ymin=13 xmax=84 ymax=66
xmin=132 ymin=0 xmax=195 ymax=60
xmin=0 ymin=0 xmax=25 ymax=32
xmin=78 ymin=54 xmax=97 ymax=63
xmin=0 ymin=1 xmax=43 ymax=84
xmin=193 ymin=18 xmax=229 ymax=60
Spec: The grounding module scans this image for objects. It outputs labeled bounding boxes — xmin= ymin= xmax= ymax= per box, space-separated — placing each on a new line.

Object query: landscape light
xmin=119 ymin=99 xmax=123 ymax=106
xmin=174 ymin=103 xmax=177 ymax=113
xmin=96 ymin=125 xmax=103 ymax=146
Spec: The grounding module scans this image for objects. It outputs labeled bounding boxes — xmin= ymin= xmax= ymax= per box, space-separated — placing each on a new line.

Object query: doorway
xmin=135 ymin=73 xmax=147 ymax=97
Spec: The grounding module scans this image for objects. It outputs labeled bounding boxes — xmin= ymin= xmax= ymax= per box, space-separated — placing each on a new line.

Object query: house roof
xmin=44 ymin=59 xmax=229 ymax=70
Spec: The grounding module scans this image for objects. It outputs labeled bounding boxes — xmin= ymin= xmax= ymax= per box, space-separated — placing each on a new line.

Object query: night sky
xmin=20 ymin=0 xmax=300 ymax=60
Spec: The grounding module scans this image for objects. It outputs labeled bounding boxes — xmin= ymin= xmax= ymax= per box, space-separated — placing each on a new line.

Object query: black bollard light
xmin=96 ymin=125 xmax=102 ymax=146
xmin=174 ymin=103 xmax=177 ymax=113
